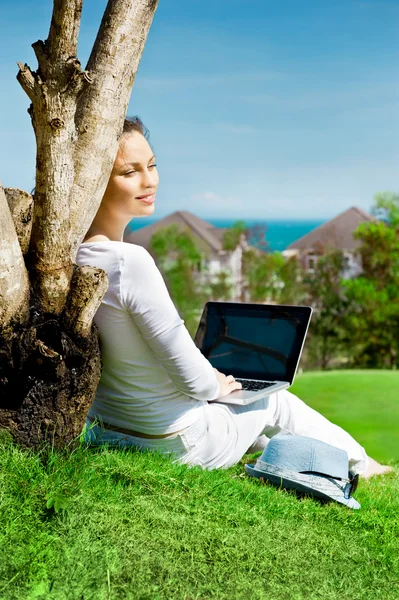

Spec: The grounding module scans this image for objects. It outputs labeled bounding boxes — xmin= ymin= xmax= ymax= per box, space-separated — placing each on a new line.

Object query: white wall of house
xmin=227 ymin=246 xmax=243 ymax=300
xmin=342 ymin=251 xmax=363 ymax=279
xmin=283 ymin=248 xmax=362 ymax=280
xmin=207 ymin=258 xmax=223 ymax=275
xmin=197 ymin=246 xmax=243 ymax=300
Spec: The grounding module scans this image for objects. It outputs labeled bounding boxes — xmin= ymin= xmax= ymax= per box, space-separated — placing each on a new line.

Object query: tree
xmin=222 ymin=220 xmax=247 ymax=251
xmin=150 ymin=225 xmax=206 ymax=337
xmin=304 ymin=250 xmax=349 ymax=370
xmin=242 ymin=249 xmax=282 ymax=302
xmin=246 ymin=223 xmax=269 ymax=253
xmin=209 ymin=271 xmax=232 ymax=302
xmin=222 ymin=221 xmax=269 ymax=253
xmin=342 ymin=192 xmax=399 ymax=368
xmin=0 ymin=0 xmax=159 ymax=448
xmin=242 ymin=249 xmax=305 ymax=305
xmin=277 ymin=255 xmax=307 ymax=305
xmin=371 ymin=191 xmax=399 ymax=227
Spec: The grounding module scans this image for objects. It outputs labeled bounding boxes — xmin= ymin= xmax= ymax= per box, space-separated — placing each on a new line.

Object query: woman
xmin=76 ymin=117 xmax=390 ymax=478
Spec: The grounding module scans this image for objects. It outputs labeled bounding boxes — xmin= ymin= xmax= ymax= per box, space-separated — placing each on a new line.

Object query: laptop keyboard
xmin=236 ymin=379 xmax=277 ymax=391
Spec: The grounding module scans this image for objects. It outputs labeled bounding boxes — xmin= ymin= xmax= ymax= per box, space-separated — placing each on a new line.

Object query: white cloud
xmin=191 ymin=191 xmax=244 ymax=211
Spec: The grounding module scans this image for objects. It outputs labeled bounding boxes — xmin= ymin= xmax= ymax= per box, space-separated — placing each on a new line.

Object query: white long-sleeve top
xmin=76 ymin=241 xmax=220 ymax=434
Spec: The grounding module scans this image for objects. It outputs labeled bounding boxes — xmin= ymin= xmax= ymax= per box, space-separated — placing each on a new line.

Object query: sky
xmin=0 ymin=0 xmax=398 ymax=219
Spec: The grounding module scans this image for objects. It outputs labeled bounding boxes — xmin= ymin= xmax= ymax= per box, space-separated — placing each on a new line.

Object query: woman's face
xmin=102 ymin=131 xmax=159 ymax=219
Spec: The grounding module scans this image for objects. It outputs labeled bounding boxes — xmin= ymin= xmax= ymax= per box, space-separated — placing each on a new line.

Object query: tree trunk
xmin=0 ymin=0 xmax=159 ymax=449
xmin=321 ymin=334 xmax=330 ymax=370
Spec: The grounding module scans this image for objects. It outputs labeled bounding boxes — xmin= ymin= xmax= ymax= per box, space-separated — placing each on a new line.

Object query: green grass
xmin=1 ymin=370 xmax=398 ymax=600
xmin=290 ymin=369 xmax=399 ymax=463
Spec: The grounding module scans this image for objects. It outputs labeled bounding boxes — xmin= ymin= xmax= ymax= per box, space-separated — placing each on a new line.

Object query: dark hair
xmin=122 ymin=116 xmax=150 ymax=141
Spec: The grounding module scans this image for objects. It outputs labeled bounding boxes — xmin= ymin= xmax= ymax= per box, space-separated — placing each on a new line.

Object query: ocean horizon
xmin=127 ymin=217 xmax=325 ymax=252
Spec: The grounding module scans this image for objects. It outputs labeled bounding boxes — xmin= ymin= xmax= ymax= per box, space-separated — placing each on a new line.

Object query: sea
xmin=127 ymin=218 xmax=325 ymax=252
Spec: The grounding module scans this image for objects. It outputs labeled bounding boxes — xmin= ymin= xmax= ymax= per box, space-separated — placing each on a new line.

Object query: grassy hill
xmin=1 ymin=370 xmax=398 ymax=599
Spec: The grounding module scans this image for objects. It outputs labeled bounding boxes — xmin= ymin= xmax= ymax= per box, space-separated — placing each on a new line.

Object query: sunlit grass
xmin=291 ymin=369 xmax=399 ymax=462
xmin=1 ymin=370 xmax=398 ymax=599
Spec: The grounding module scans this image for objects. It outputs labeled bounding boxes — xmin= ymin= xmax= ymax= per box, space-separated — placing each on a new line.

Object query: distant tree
xmin=247 ymin=223 xmax=269 ymax=252
xmin=224 ymin=221 xmax=269 ymax=253
xmin=242 ymin=249 xmax=284 ymax=302
xmin=355 ymin=192 xmax=399 ymax=287
xmin=342 ymin=192 xmax=399 ymax=368
xmin=242 ymin=249 xmax=305 ymax=305
xmin=277 ymin=256 xmax=307 ymax=305
xmin=150 ymin=225 xmax=206 ymax=337
xmin=342 ymin=278 xmax=398 ymax=368
xmin=304 ymin=250 xmax=349 ymax=370
xmin=371 ymin=191 xmax=399 ymax=226
xmin=222 ymin=221 xmax=247 ymax=251
xmin=209 ymin=271 xmax=232 ymax=301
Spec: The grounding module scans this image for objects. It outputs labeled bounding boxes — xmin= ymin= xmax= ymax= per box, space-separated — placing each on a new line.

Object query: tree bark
xmin=16 ymin=1 xmax=86 ymax=315
xmin=69 ymin=0 xmax=160 ymax=259
xmin=17 ymin=0 xmax=159 ymax=316
xmin=0 ymin=183 xmax=30 ymax=334
xmin=0 ymin=0 xmax=159 ymax=449
xmin=63 ymin=266 xmax=108 ymax=339
xmin=4 ymin=187 xmax=33 ymax=255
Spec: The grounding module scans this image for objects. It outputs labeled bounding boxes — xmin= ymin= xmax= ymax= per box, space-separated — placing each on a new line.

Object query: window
xmin=306 ymin=254 xmax=319 ymax=271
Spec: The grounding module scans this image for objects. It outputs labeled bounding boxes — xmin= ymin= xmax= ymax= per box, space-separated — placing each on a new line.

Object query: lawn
xmin=290 ymin=369 xmax=399 ymax=463
xmin=0 ymin=370 xmax=398 ymax=600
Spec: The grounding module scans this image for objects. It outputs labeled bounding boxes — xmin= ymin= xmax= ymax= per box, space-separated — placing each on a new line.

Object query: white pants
xmin=85 ymin=389 xmax=369 ymax=475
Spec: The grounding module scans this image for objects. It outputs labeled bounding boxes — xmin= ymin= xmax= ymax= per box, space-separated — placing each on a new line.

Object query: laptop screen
xmin=194 ymin=302 xmax=312 ymax=383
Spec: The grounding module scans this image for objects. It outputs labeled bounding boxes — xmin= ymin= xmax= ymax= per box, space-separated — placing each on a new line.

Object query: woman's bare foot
xmin=362 ymin=457 xmax=394 ymax=479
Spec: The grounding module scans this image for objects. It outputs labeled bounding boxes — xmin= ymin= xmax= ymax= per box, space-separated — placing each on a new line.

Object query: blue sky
xmin=1 ymin=0 xmax=398 ymax=219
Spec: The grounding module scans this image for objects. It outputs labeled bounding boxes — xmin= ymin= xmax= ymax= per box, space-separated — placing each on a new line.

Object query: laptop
xmin=194 ymin=302 xmax=313 ymax=405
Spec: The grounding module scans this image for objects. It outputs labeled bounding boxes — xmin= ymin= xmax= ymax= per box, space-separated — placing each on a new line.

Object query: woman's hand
xmin=213 ymin=368 xmax=242 ymax=399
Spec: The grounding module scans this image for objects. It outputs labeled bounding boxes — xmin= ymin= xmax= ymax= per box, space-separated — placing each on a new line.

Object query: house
xmin=123 ymin=211 xmax=246 ymax=299
xmin=282 ymin=206 xmax=376 ymax=278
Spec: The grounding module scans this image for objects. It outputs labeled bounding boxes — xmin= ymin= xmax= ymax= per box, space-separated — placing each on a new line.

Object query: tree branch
xmin=32 ymin=0 xmax=83 ymax=81
xmin=17 ymin=2 xmax=86 ymax=315
xmin=16 ymin=0 xmax=158 ymax=315
xmin=69 ymin=0 xmax=160 ymax=259
xmin=47 ymin=0 xmax=83 ymax=62
xmin=4 ymin=188 xmax=33 ymax=255
xmin=31 ymin=40 xmax=49 ymax=76
xmin=16 ymin=62 xmax=37 ymax=102
xmin=27 ymin=103 xmax=75 ymax=314
xmin=63 ymin=266 xmax=108 ymax=339
xmin=0 ymin=184 xmax=30 ymax=333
